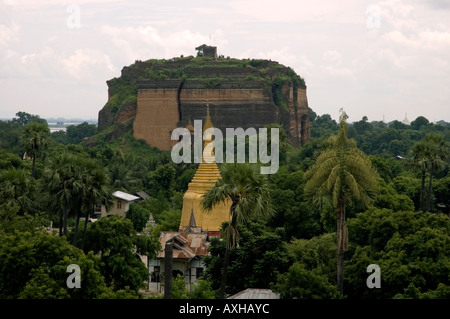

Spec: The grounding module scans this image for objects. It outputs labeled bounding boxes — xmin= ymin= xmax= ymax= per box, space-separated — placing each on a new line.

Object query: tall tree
xmin=82 ymin=215 xmax=156 ymax=292
xmin=20 ymin=122 xmax=50 ymax=178
xmin=42 ymin=152 xmax=111 ymax=241
xmin=423 ymin=134 xmax=449 ymax=212
xmin=409 ymin=134 xmax=450 ymax=212
xmin=0 ymin=168 xmax=35 ymax=214
xmin=66 ymin=122 xmax=97 ymax=144
xmin=0 ymin=231 xmax=109 ymax=299
xmin=76 ymin=157 xmax=111 ymax=248
xmin=201 ymin=163 xmax=274 ymax=298
xmin=13 ymin=111 xmax=47 ymax=126
xmin=304 ymin=110 xmax=379 ymax=295
xmin=409 ymin=140 xmax=429 ymax=212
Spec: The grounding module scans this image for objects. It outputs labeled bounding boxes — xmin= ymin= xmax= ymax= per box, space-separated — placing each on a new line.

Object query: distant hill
xmin=96 ymin=46 xmax=311 ymax=150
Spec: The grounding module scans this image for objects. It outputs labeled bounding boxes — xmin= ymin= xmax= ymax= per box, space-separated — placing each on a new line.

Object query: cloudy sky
xmin=1 ymin=0 xmax=449 ymax=123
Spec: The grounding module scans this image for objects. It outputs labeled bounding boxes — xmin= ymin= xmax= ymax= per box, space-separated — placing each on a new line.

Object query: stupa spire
xmin=203 ymin=101 xmax=214 ymax=143
xmin=178 ymin=101 xmax=231 ymax=235
xmin=188 ymin=207 xmax=197 ymax=228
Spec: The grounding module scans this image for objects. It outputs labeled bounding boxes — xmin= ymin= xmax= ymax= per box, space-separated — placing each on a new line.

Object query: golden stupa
xmin=178 ymin=104 xmax=231 ymax=236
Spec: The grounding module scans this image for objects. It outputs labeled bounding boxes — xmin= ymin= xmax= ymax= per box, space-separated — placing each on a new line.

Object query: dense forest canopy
xmin=0 ymin=109 xmax=449 ymax=299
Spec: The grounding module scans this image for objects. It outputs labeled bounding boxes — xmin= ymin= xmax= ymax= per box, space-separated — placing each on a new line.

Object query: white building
xmin=101 ymin=190 xmax=140 ymax=218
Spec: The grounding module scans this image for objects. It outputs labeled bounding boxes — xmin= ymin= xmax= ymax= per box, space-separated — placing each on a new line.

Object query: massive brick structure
xmin=98 ymin=53 xmax=311 ymax=149
xmin=133 ymin=80 xmax=180 ymax=151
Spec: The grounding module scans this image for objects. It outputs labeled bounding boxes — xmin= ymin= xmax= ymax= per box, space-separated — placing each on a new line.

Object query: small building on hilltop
xmin=203 ymin=45 xmax=217 ymax=59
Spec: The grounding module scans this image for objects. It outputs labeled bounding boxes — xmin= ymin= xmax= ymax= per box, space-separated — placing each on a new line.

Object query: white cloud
xmin=3 ymin=0 xmax=120 ymax=6
xmin=100 ymin=24 xmax=226 ymax=63
xmin=322 ymin=50 xmax=342 ymax=65
xmin=255 ymin=46 xmax=299 ymax=67
xmin=320 ymin=65 xmax=355 ymax=79
xmin=0 ymin=22 xmax=20 ymax=47
xmin=3 ymin=0 xmax=18 ymax=5
xmin=227 ymin=0 xmax=365 ymax=24
xmin=294 ymin=55 xmax=315 ymax=75
xmin=62 ymin=48 xmax=116 ymax=81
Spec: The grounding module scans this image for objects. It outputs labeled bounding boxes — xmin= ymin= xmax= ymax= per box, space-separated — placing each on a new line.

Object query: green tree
xmin=304 ymin=110 xmax=379 ymax=295
xmin=107 ymin=155 xmax=143 ymax=193
xmin=411 ymin=116 xmax=430 ymax=130
xmin=0 ymin=231 xmax=109 ymax=299
xmin=204 ymin=220 xmax=290 ymax=297
xmin=145 ymin=164 xmax=176 ymax=198
xmin=409 ymin=140 xmax=429 ymax=211
xmin=310 ymin=114 xmax=338 ymax=138
xmin=126 ymin=202 xmax=151 ymax=232
xmin=0 ymin=150 xmax=23 ymax=170
xmin=77 ymin=158 xmax=112 ymax=248
xmin=369 ymin=155 xmax=403 ymax=183
xmin=389 ymin=176 xmax=421 ymax=210
xmin=0 ymin=169 xmax=36 ymax=215
xmin=388 ymin=139 xmax=407 ymax=156
xmin=275 ymin=233 xmax=342 ymax=298
xmin=268 ymin=169 xmax=321 ymax=239
xmin=66 ymin=122 xmax=97 ymax=144
xmin=12 ymin=111 xmax=47 ymax=126
xmin=409 ymin=134 xmax=450 ymax=212
xmin=0 ymin=204 xmax=49 ymax=237
xmin=175 ymin=168 xmax=196 ymax=192
xmin=276 ymin=262 xmax=341 ymax=299
xmin=433 ymin=176 xmax=450 ymax=211
xmin=155 ymin=209 xmax=182 ymax=231
xmin=188 ymin=278 xmax=216 ymax=299
xmin=195 ymin=44 xmax=207 ymax=57
xmin=20 ymin=122 xmax=50 ymax=178
xmin=41 ymin=152 xmax=111 ymax=242
xmin=201 ymin=163 xmax=274 ymax=298
xmin=353 ymin=117 xmax=373 ymax=135
xmin=423 ymin=134 xmax=449 ymax=211
xmin=171 ymin=274 xmax=216 ymax=299
xmin=82 ymin=215 xmax=157 ymax=292
xmin=389 ymin=120 xmax=409 ymax=130
xmin=372 ymin=178 xmax=415 ymax=212
xmin=51 ymin=130 xmax=69 ymax=144
xmin=345 ymin=208 xmax=450 ymax=299
xmin=286 ymin=233 xmax=337 ymax=281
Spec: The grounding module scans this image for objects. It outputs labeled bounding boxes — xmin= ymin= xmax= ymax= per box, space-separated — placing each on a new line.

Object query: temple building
xmin=178 ymin=104 xmax=231 ymax=237
xmin=149 ymin=211 xmax=210 ymax=292
xmin=148 ymin=108 xmax=230 ymax=292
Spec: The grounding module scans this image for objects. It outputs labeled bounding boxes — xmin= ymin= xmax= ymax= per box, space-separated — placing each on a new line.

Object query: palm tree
xmin=201 ymin=163 xmax=274 ymax=299
xmin=43 ymin=152 xmax=82 ymax=236
xmin=425 ymin=135 xmax=447 ymax=211
xmin=409 ymin=140 xmax=429 ymax=212
xmin=20 ymin=122 xmax=50 ymax=178
xmin=0 ymin=168 xmax=35 ymax=214
xmin=42 ymin=152 xmax=111 ymax=242
xmin=304 ymin=110 xmax=378 ymax=295
xmin=78 ymin=159 xmax=111 ymax=249
xmin=108 ymin=160 xmax=140 ymax=192
xmin=409 ymin=134 xmax=449 ymax=212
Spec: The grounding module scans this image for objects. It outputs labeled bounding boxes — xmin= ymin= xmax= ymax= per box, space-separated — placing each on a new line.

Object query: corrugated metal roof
xmin=112 ymin=190 xmax=140 ymax=202
xmin=227 ymin=288 xmax=280 ymax=299
xmin=157 ymin=231 xmax=210 ymax=260
xmin=136 ymin=191 xmax=151 ymax=200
